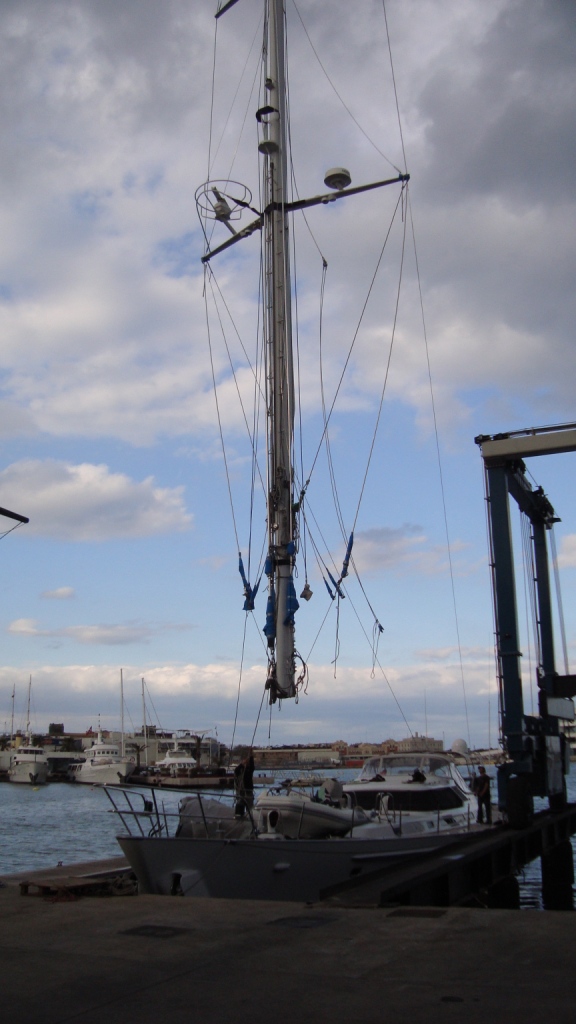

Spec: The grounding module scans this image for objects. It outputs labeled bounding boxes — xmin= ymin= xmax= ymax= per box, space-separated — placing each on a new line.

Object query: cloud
xmin=0 ymin=0 xmax=573 ymax=452
xmin=41 ymin=587 xmax=75 ymax=600
xmin=419 ymin=0 xmax=576 ymax=206
xmin=348 ymin=525 xmax=469 ymax=577
xmin=557 ymin=535 xmax=576 ymax=569
xmin=0 ymin=459 xmax=192 ymax=540
xmin=0 ymin=653 xmax=500 ymax=748
xmin=7 ymin=618 xmax=193 ymax=646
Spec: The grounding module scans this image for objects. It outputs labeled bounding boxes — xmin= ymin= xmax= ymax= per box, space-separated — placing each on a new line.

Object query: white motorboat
xmin=8 ymin=744 xmax=49 ymax=786
xmin=68 ymin=733 xmax=136 ymax=786
xmin=155 ymin=744 xmax=198 ymax=778
xmin=108 ymin=1 xmax=486 ymax=901
xmin=253 ymin=756 xmax=477 ymax=840
xmin=342 ymin=754 xmax=477 ymax=838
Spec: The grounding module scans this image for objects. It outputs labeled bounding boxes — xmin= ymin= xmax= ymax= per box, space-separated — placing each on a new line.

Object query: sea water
xmin=1 ymin=769 xmax=574 ymax=909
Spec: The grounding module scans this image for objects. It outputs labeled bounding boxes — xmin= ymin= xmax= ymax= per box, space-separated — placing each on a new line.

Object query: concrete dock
xmin=1 ymin=856 xmax=576 ymax=1023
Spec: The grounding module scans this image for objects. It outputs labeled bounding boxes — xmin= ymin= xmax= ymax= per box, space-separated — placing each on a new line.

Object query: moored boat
xmin=8 ymin=678 xmax=48 ymax=785
xmin=8 ymin=744 xmax=49 ymax=786
xmin=67 ymin=732 xmax=136 ymax=786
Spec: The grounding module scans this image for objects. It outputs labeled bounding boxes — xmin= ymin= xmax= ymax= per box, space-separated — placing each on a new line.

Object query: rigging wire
xmin=0 ymin=521 xmax=25 ymax=541
xmin=142 ymin=678 xmax=165 ymax=734
xmin=203 ymin=266 xmax=241 ymax=553
xmin=383 ymin=0 xmax=472 ymax=745
xmin=205 ymin=267 xmax=267 ymax=499
xmin=407 ymin=192 xmax=471 ymax=751
xmin=291 ymin=0 xmax=402 ymax=174
xmin=351 ymin=187 xmax=408 ymax=534
xmin=229 ymin=613 xmax=250 ymax=760
xmin=306 ymin=187 xmax=407 ymax=491
xmin=303 ymin=579 xmax=413 ymax=736
xmin=381 ymin=0 xmax=408 ymax=174
xmin=210 ymin=15 xmax=263 ymax=180
xmin=207 ymin=14 xmax=219 ymax=181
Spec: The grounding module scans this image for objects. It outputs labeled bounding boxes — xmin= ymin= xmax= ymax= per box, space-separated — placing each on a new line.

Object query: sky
xmin=0 ymin=0 xmax=575 ymax=751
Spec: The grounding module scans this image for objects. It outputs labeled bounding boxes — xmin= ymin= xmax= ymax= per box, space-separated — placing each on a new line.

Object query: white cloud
xmin=349 ymin=525 xmax=470 ymax=577
xmin=0 ymin=0 xmax=572 ymax=452
xmin=41 ymin=587 xmax=75 ymax=600
xmin=0 ymin=459 xmax=192 ymax=541
xmin=557 ymin=535 xmax=576 ymax=569
xmin=0 ymin=653 xmax=499 ymax=747
xmin=7 ymin=618 xmax=192 ymax=647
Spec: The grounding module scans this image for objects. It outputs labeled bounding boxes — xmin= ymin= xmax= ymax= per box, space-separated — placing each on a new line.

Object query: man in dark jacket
xmin=476 ymin=766 xmax=491 ymax=824
xmin=234 ymin=749 xmax=255 ymax=816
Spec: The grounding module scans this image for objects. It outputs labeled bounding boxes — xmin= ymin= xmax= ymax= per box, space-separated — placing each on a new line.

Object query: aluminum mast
xmin=259 ymin=0 xmax=297 ymax=701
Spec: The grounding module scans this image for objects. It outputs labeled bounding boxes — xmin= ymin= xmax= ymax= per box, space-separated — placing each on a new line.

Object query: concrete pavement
xmin=1 ymin=858 xmax=575 ymax=1023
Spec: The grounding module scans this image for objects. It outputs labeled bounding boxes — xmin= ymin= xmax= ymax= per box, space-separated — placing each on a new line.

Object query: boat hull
xmin=68 ymin=762 xmax=136 ymax=786
xmin=8 ymin=761 xmax=49 ymax=785
xmin=118 ymin=831 xmax=467 ymax=902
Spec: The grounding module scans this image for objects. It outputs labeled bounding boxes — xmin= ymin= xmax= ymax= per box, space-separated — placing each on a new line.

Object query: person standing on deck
xmin=476 ymin=766 xmax=491 ymax=824
xmin=234 ymin=749 xmax=255 ymax=816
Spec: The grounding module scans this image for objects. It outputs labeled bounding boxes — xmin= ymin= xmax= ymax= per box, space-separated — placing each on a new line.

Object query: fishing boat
xmin=109 ymin=0 xmax=482 ymax=900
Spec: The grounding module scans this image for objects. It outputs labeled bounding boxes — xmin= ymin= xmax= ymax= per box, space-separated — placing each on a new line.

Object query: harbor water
xmin=1 ymin=769 xmax=575 ymax=909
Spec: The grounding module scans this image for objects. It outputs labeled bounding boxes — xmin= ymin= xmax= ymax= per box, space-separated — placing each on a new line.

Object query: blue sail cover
xmin=238 ymin=554 xmax=257 ymax=611
xmin=264 ymin=584 xmax=276 ymax=640
xmin=327 ymin=569 xmax=345 ymax=600
xmin=284 ymin=575 xmax=300 ymax=626
xmin=341 ymin=532 xmax=354 ymax=578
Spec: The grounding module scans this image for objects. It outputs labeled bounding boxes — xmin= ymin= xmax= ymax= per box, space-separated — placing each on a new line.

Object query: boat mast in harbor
xmin=260 ymin=0 xmax=297 ymax=702
xmin=200 ymin=0 xmax=409 ymax=711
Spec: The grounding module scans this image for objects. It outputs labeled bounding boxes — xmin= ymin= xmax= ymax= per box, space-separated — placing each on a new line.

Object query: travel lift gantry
xmin=476 ymin=424 xmax=576 ymax=827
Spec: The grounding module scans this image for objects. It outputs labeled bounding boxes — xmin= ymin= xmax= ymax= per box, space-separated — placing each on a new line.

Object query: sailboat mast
xmin=141 ymin=677 xmax=148 ymax=767
xmin=26 ymin=675 xmax=31 ymax=742
xmin=261 ymin=0 xmax=297 ymax=701
xmin=120 ymin=667 xmax=125 ymax=757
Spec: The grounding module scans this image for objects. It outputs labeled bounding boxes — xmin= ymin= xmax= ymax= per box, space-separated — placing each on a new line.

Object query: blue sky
xmin=1 ymin=0 xmax=575 ymax=752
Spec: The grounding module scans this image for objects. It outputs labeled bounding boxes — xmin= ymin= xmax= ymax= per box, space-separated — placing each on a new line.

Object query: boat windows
xmin=358 ymin=755 xmax=454 ymax=782
xmin=352 ymin=787 xmax=465 ymax=812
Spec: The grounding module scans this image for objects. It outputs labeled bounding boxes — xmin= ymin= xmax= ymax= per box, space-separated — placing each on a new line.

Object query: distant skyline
xmin=0 ymin=0 xmax=575 ymax=751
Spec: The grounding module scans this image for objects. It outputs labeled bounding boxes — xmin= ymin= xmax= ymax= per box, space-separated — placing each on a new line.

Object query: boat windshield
xmin=358 ymin=755 xmax=454 ymax=782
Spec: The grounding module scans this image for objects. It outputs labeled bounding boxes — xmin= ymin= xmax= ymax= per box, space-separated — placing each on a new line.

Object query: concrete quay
xmin=1 ymin=857 xmax=576 ymax=1023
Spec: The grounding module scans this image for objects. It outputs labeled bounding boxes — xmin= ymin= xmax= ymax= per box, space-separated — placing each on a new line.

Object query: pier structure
xmin=476 ymin=424 xmax=576 ymax=821
xmin=323 ymin=803 xmax=576 ymax=910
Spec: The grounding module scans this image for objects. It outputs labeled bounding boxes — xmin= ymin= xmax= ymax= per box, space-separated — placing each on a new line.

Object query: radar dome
xmin=451 ymin=738 xmax=469 ymax=755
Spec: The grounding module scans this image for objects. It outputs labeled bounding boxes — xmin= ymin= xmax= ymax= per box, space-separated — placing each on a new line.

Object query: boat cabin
xmin=345 ymin=754 xmax=472 ymax=813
